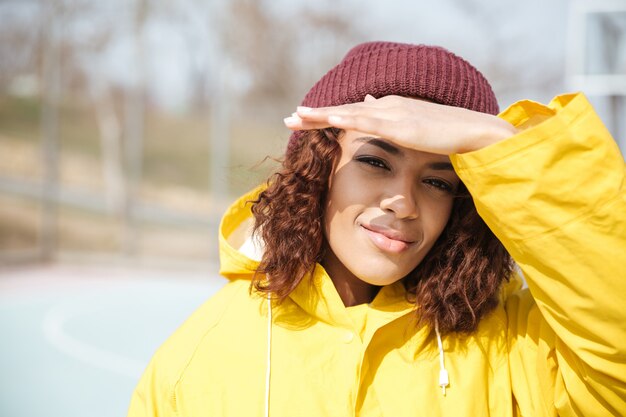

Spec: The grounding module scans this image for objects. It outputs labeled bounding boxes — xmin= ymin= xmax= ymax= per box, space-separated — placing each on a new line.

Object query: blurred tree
xmin=448 ymin=0 xmax=564 ymax=103
xmin=213 ymin=0 xmax=362 ymax=117
xmin=0 ymin=1 xmax=40 ymax=94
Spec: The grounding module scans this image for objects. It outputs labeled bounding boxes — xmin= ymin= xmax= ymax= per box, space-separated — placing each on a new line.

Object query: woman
xmin=128 ymin=41 xmax=626 ymax=416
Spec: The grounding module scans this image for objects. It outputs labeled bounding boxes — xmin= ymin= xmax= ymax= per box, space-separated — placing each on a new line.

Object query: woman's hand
xmin=283 ymin=95 xmax=518 ymax=155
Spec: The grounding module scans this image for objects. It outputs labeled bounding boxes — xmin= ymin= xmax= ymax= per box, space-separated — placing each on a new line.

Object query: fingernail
xmin=364 ymin=94 xmax=376 ymax=101
xmin=297 ymin=106 xmax=312 ymax=114
xmin=284 ymin=116 xmax=298 ymax=126
xmin=328 ymin=115 xmax=343 ymax=124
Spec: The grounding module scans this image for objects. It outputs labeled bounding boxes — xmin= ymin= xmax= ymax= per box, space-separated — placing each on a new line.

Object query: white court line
xmin=42 ymin=300 xmax=146 ymax=380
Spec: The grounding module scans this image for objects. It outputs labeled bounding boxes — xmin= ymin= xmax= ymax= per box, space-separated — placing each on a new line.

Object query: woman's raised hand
xmin=283 ymin=95 xmax=517 ymax=155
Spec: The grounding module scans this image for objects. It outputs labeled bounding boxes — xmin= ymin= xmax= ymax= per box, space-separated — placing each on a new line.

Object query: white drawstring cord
xmin=265 ymin=294 xmax=272 ymax=417
xmin=434 ymin=320 xmax=449 ymax=396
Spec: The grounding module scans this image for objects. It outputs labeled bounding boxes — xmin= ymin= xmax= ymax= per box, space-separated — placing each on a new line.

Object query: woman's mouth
xmin=360 ymin=224 xmax=414 ymax=253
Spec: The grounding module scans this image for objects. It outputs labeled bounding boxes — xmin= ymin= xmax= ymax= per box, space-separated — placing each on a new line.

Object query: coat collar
xmin=287 ymin=264 xmax=415 ymax=330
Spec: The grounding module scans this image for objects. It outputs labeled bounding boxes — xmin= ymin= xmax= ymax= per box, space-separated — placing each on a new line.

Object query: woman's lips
xmin=361 ymin=225 xmax=414 ymax=253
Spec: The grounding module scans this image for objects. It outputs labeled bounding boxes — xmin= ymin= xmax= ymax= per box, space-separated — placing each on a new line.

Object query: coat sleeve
xmin=450 ymin=93 xmax=626 ymax=417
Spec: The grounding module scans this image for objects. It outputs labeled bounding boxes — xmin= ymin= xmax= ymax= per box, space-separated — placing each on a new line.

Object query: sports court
xmin=0 ymin=262 xmax=226 ymax=417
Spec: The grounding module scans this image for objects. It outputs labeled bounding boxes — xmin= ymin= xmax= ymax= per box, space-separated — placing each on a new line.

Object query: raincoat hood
xmin=218 ymin=185 xmax=264 ymax=280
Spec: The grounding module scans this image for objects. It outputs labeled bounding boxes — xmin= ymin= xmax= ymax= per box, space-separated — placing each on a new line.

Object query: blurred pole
xmin=209 ymin=60 xmax=231 ymax=208
xmin=610 ymin=95 xmax=625 ymax=151
xmin=123 ymin=0 xmax=147 ymax=256
xmin=39 ymin=1 xmax=62 ymax=262
xmin=89 ymin=79 xmax=125 ymax=214
xmin=567 ymin=1 xmax=626 ymax=153
xmin=602 ymin=13 xmax=626 ymax=152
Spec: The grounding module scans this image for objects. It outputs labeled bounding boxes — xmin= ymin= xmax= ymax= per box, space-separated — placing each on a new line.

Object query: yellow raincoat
xmin=128 ymin=93 xmax=626 ymax=416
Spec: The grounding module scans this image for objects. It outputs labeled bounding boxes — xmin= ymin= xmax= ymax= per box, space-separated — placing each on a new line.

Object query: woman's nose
xmin=380 ymin=189 xmax=419 ymax=220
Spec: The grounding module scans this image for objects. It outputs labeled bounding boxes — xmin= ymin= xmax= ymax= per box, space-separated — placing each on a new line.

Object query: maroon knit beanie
xmin=288 ymin=41 xmax=498 ymax=151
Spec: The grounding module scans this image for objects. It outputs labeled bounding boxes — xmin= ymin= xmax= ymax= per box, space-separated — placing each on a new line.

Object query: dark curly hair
xmin=251 ymin=128 xmax=513 ymax=334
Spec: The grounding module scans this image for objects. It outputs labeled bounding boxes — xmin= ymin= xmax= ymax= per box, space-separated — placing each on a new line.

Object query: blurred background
xmin=1 ymin=0 xmax=624 ymax=416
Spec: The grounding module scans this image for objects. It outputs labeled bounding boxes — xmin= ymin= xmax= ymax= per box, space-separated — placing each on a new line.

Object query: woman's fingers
xmin=283 ymin=114 xmax=332 ymax=130
xmin=285 ymin=100 xmax=385 ymax=131
xmin=283 ymin=97 xmax=433 ymax=150
xmin=323 ymin=114 xmax=398 ymax=139
xmin=297 ymin=102 xmax=376 ymax=119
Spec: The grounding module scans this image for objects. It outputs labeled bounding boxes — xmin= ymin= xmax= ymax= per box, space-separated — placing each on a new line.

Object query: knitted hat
xmin=288 ymin=41 xmax=498 ymax=151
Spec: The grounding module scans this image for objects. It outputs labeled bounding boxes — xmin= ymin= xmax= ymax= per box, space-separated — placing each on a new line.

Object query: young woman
xmin=128 ymin=41 xmax=626 ymax=417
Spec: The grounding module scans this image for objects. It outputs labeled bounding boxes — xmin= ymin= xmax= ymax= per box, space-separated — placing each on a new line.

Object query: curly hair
xmin=251 ymin=128 xmax=513 ymax=334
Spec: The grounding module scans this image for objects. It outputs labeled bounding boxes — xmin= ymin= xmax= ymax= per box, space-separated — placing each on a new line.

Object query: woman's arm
xmin=452 ymin=93 xmax=626 ymax=416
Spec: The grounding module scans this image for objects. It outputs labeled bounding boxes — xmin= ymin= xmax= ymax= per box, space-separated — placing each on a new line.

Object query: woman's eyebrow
xmin=355 ymin=137 xmax=402 ymax=155
xmin=355 ymin=137 xmax=454 ymax=171
xmin=427 ymin=161 xmax=455 ymax=171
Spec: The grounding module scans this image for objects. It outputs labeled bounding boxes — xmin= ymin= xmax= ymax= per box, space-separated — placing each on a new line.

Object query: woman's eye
xmin=423 ymin=178 xmax=453 ymax=193
xmin=356 ymin=156 xmax=389 ymax=170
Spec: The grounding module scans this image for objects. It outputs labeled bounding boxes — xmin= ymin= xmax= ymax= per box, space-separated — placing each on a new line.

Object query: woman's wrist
xmin=457 ymin=117 xmax=518 ymax=154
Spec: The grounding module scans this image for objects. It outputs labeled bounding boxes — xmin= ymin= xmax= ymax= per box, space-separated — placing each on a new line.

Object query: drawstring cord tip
xmin=439 ymin=369 xmax=449 ymax=396
xmin=435 ymin=320 xmax=450 ymax=397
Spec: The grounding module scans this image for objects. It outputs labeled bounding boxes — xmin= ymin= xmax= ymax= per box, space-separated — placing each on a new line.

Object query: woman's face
xmin=322 ymin=129 xmax=460 ymax=291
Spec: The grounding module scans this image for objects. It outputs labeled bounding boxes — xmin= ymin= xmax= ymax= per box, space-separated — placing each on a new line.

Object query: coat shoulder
xmin=149 ymin=279 xmax=254 ymax=387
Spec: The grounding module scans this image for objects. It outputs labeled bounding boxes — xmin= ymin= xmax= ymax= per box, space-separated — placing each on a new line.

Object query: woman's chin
xmin=350 ymin=263 xmax=414 ymax=287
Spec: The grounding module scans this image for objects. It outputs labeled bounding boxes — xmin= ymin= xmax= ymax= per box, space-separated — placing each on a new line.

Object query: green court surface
xmin=0 ymin=263 xmax=226 ymax=417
